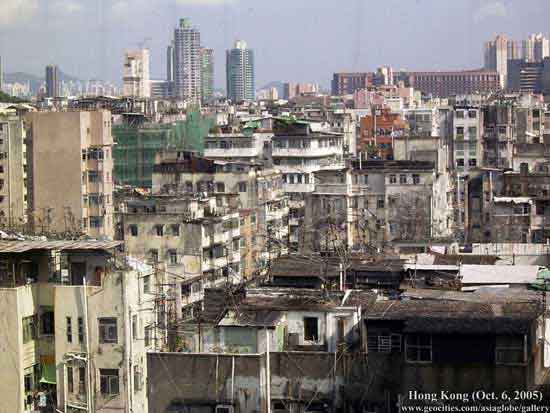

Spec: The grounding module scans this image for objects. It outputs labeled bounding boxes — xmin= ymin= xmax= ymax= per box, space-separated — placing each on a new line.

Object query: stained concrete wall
xmin=147 ymin=352 xmax=366 ymax=413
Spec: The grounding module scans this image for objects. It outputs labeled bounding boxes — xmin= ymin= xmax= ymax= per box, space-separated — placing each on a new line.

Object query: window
xmin=185 ymin=181 xmax=193 ymax=192
xmin=232 ymin=238 xmax=239 ymax=251
xmin=22 ymin=315 xmax=36 ymax=343
xmin=363 ymin=174 xmax=368 ymax=184
xmin=250 ymin=213 xmax=256 ymax=224
xmin=303 ymin=317 xmax=319 ymax=341
xmin=399 ymin=174 xmax=407 ymax=184
xmin=133 ymin=365 xmax=142 ymax=392
xmin=132 ymin=315 xmax=138 ymax=340
xmin=150 ymin=249 xmax=159 ymax=263
xmin=412 ymin=174 xmax=420 ymax=185
xmin=129 ymin=225 xmax=138 ymax=236
xmin=468 ymin=126 xmax=477 ymax=138
xmin=468 ymin=110 xmax=477 ymax=119
xmin=78 ymin=317 xmax=84 ymax=343
xmin=456 ymin=126 xmax=464 ymax=136
xmin=377 ymin=198 xmax=385 ymax=209
xmin=468 ymin=158 xmax=477 ymax=167
xmin=24 ymin=375 xmax=33 ymax=399
xmin=171 ymin=224 xmax=180 ymax=236
xmin=100 ymin=369 xmax=119 ymax=395
xmin=169 ymin=250 xmax=178 ymax=265
xmin=41 ymin=309 xmax=54 ymax=335
xmin=78 ymin=367 xmax=86 ymax=394
xmin=406 ymin=334 xmax=432 ymax=363
xmin=143 ymin=275 xmax=151 ymax=293
xmin=238 ymin=182 xmax=247 ymax=192
xmin=495 ymin=335 xmax=525 ymax=365
xmin=67 ymin=366 xmax=74 ymax=393
xmin=216 ymin=182 xmax=225 ymax=193
xmin=154 ymin=225 xmax=164 ymax=236
xmin=67 ymin=317 xmax=72 ymax=343
xmin=389 ymin=174 xmax=396 ymax=184
xmin=456 ymin=110 xmax=464 ymax=119
xmin=144 ymin=325 xmax=153 ymax=347
xmin=457 ymin=158 xmax=464 ymax=167
xmin=98 ymin=318 xmax=118 ymax=344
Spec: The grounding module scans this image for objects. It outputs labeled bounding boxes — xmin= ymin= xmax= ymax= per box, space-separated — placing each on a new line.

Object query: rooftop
xmin=0 ymin=240 xmax=123 ymax=253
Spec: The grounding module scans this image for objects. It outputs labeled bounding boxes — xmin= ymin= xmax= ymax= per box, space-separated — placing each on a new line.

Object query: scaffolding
xmin=113 ymin=109 xmax=215 ymax=188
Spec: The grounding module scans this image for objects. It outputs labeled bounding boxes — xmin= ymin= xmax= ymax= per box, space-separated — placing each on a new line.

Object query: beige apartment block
xmin=0 ymin=110 xmax=27 ymax=229
xmin=25 ymin=111 xmax=114 ymax=239
xmin=0 ymin=240 xmax=157 ymax=413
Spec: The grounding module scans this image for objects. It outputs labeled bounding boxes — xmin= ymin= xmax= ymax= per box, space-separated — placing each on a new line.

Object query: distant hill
xmin=4 ymin=71 xmax=81 ymax=94
xmin=259 ymin=81 xmax=284 ymax=97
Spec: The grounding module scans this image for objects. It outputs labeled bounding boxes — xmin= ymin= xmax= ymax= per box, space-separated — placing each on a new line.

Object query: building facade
xmin=0 ymin=240 xmax=157 ymax=413
xmin=226 ymin=40 xmax=255 ymax=102
xmin=25 ymin=111 xmax=115 ymax=239
xmin=408 ymin=70 xmax=501 ymax=97
xmin=45 ymin=65 xmax=60 ymax=98
xmin=0 ymin=110 xmax=27 ymax=229
xmin=173 ymin=18 xmax=201 ymax=102
xmin=122 ymin=49 xmax=151 ymax=98
xmin=200 ymin=48 xmax=214 ymax=105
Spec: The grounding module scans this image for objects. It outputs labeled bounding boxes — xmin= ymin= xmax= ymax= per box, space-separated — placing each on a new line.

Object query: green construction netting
xmin=39 ymin=363 xmax=56 ymax=384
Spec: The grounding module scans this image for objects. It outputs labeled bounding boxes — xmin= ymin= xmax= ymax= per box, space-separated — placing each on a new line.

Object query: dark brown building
xmin=408 ymin=70 xmax=501 ymax=97
xmin=331 ymin=72 xmax=372 ymax=96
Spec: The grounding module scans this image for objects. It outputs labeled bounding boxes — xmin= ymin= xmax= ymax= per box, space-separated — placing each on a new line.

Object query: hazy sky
xmin=1 ymin=0 xmax=549 ymax=88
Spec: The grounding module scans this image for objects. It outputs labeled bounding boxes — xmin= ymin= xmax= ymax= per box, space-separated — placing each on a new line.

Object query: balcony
xmin=282 ymin=183 xmax=315 ymax=193
xmin=204 ymin=147 xmax=259 ymax=158
xmin=272 ymin=146 xmax=342 ymax=158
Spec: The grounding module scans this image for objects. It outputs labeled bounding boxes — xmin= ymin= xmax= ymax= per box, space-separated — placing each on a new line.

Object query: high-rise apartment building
xmin=484 ymin=34 xmax=517 ymax=88
xmin=226 ymin=40 xmax=255 ymax=102
xmin=200 ymin=48 xmax=214 ymax=104
xmin=45 ymin=65 xmax=60 ymax=98
xmin=173 ymin=18 xmax=201 ymax=102
xmin=25 ymin=111 xmax=114 ymax=238
xmin=122 ymin=49 xmax=151 ymax=98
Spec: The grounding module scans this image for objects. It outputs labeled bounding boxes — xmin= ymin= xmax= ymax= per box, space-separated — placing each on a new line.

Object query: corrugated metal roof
xmin=0 ymin=240 xmax=123 ymax=253
xmin=460 ymin=264 xmax=541 ymax=285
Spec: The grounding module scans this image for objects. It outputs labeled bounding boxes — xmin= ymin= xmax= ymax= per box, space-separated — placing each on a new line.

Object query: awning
xmin=39 ymin=363 xmax=56 ymax=384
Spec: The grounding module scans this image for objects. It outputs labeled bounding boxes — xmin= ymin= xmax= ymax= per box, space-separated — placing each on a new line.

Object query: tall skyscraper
xmin=484 ymin=34 xmax=516 ymax=88
xmin=226 ymin=40 xmax=255 ymax=102
xmin=122 ymin=49 xmax=151 ymax=98
xmin=173 ymin=18 xmax=201 ymax=102
xmin=200 ymin=48 xmax=214 ymax=104
xmin=45 ymin=65 xmax=60 ymax=98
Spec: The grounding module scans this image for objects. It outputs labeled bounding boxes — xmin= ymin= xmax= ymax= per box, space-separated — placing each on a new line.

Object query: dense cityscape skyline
xmin=2 ymin=0 xmax=550 ymax=87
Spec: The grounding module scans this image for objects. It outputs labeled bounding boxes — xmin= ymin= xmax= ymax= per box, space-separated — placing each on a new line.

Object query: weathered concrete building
xmin=118 ymin=194 xmax=242 ymax=306
xmin=25 ymin=111 xmax=115 ymax=238
xmin=152 ymin=151 xmax=289 ymax=277
xmin=303 ymin=160 xmax=452 ymax=252
xmin=0 ymin=240 xmax=156 ymax=413
xmin=0 ymin=109 xmax=27 ymax=229
xmin=148 ymin=351 xmax=367 ymax=413
xmin=365 ymin=291 xmax=549 ymax=411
